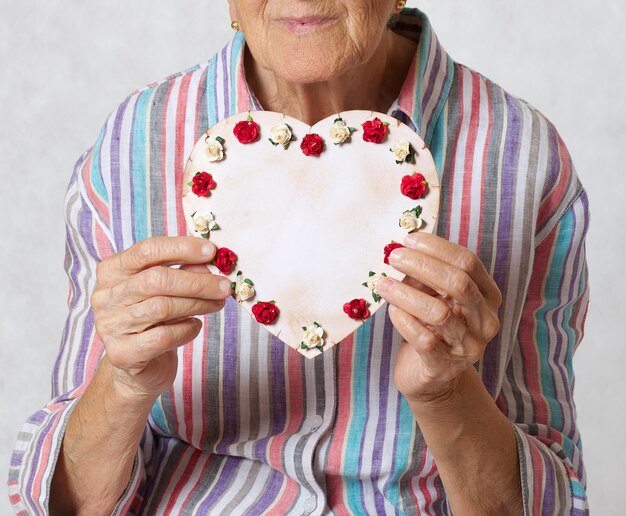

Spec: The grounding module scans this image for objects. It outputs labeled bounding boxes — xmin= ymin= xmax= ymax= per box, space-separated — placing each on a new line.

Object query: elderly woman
xmin=9 ymin=1 xmax=589 ymax=515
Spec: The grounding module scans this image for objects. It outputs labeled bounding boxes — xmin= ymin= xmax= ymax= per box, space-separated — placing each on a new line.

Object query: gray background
xmin=1 ymin=1 xmax=623 ymax=513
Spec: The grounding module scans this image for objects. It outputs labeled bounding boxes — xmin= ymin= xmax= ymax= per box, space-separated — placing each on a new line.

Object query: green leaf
xmin=361 ymin=282 xmax=368 ymax=287
xmin=237 ymin=270 xmax=242 ymax=276
xmin=395 ymin=160 xmax=402 ymax=164
xmin=381 ymin=272 xmax=387 ymax=277
xmin=269 ymin=138 xmax=278 ymax=146
xmin=334 ymin=117 xmax=343 ymax=123
xmin=212 ymin=223 xmax=220 ymax=230
xmin=313 ymin=321 xmax=320 ymax=327
xmin=269 ymin=300 xmax=275 ymax=304
xmin=373 ymin=292 xmax=381 ymax=302
xmin=283 ymin=142 xmax=290 ymax=150
xmin=382 ymin=121 xmax=390 ymax=127
xmin=216 ymin=136 xmax=225 ymax=144
xmin=317 ymin=344 xmax=324 ymax=351
xmin=187 ymin=181 xmax=193 ymax=187
xmin=301 ymin=342 xmax=308 ymax=349
xmin=302 ymin=326 xmax=307 ymax=331
xmin=191 ymin=211 xmax=197 ymax=217
xmin=231 ymin=282 xmax=236 ymax=290
xmin=201 ymin=232 xmax=209 ymax=239
xmin=244 ymin=278 xmax=253 ymax=286
xmin=348 ymin=127 xmax=356 ymax=133
xmin=247 ymin=115 xmax=253 ymax=122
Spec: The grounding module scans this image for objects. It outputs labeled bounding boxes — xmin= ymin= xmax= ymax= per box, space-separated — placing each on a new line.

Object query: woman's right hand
xmin=91 ymin=236 xmax=232 ymax=399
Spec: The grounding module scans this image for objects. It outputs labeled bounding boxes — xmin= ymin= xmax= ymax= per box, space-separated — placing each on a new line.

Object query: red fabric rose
xmin=362 ymin=117 xmax=389 ymax=143
xmin=252 ymin=301 xmax=280 ymax=324
xmin=191 ymin=172 xmax=217 ymax=197
xmin=400 ymin=172 xmax=428 ymax=200
xmin=383 ymin=242 xmax=404 ymax=265
xmin=343 ymin=298 xmax=371 ymax=320
xmin=214 ymin=246 xmax=237 ymax=274
xmin=300 ymin=133 xmax=325 ymax=156
xmin=233 ymin=119 xmax=260 ymax=144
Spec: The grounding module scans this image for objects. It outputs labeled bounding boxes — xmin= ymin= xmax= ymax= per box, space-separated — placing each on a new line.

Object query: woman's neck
xmin=244 ymin=30 xmax=418 ymax=126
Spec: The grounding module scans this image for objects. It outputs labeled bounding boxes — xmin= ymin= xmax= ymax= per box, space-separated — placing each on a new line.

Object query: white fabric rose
xmin=301 ymin=323 xmax=325 ymax=349
xmin=235 ymin=274 xmax=255 ymax=302
xmin=366 ymin=273 xmax=384 ymax=292
xmin=192 ymin=211 xmax=217 ymax=234
xmin=205 ymin=137 xmax=224 ymax=162
xmin=399 ymin=210 xmax=423 ymax=232
xmin=270 ymin=123 xmax=293 ymax=146
xmin=391 ymin=140 xmax=411 ymax=162
xmin=330 ymin=119 xmax=351 ymax=144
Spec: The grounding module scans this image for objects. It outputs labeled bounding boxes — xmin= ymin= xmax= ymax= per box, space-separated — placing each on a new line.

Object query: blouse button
xmin=308 ymin=414 xmax=324 ymax=432
xmin=303 ymin=495 xmax=317 ymax=513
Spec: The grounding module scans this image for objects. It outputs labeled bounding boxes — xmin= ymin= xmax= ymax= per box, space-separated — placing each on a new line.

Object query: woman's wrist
xmin=100 ymin=355 xmax=163 ymax=409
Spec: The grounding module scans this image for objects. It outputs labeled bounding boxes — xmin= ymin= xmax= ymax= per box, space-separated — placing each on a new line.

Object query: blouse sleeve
xmin=497 ymin=182 xmax=590 ymax=515
xmin=7 ymin=130 xmax=151 ymax=514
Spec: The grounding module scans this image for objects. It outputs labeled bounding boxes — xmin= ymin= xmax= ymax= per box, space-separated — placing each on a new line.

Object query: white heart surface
xmin=183 ymin=110 xmax=440 ymax=358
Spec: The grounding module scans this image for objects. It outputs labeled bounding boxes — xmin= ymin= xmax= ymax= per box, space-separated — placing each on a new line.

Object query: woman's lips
xmin=274 ymin=16 xmax=338 ymax=34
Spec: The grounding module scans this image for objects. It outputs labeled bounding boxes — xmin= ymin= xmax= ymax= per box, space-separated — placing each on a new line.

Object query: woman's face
xmin=229 ymin=0 xmax=397 ymax=83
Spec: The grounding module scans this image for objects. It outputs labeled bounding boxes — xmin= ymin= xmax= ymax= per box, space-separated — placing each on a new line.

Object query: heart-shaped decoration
xmin=182 ymin=110 xmax=440 ymax=358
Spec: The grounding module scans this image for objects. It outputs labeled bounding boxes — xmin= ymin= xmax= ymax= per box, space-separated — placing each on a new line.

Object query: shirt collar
xmin=229 ymin=7 xmax=454 ymax=146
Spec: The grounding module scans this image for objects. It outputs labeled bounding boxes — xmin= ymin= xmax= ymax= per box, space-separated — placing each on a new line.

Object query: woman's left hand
xmin=376 ymin=232 xmax=502 ymax=403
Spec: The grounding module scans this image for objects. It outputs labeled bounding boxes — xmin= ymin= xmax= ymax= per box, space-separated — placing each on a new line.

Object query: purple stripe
xmin=421 ymin=33 xmax=442 ymax=121
xmin=541 ymin=452 xmax=557 ymax=514
xmin=369 ymin=312 xmax=395 ymax=512
xmin=246 ymin=468 xmax=285 ymax=513
xmin=253 ymin=335 xmax=287 ymax=461
xmin=108 ymin=97 xmax=131 ymax=251
xmin=196 ymin=456 xmax=240 ymax=512
xmin=215 ymin=297 xmax=239 ymax=454
xmin=485 ymin=91 xmax=522 ymax=396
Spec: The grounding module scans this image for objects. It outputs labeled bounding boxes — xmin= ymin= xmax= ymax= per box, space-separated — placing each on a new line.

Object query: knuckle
xmin=135 ymin=240 xmax=158 ymax=264
xmin=142 ymin=324 xmax=171 ymax=351
xmin=95 ymin=260 xmax=107 ymax=284
xmin=420 ymin=331 xmax=440 ymax=354
xmin=458 ymin=252 xmax=482 ymax=275
xmin=429 ymin=301 xmax=452 ymax=326
xmin=141 ymin=267 xmax=168 ymax=293
xmin=451 ymin=271 xmax=474 ymax=298
xmin=147 ymin=297 xmax=171 ymax=321
xmin=485 ymin=315 xmax=500 ymax=340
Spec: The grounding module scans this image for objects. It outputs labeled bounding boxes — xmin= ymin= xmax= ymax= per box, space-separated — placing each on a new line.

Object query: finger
xmin=123 ymin=296 xmax=225 ymax=333
xmin=401 ymin=275 xmax=439 ymax=297
xmin=389 ymin=303 xmax=485 ymax=367
xmin=97 ymin=236 xmax=217 ymax=287
xmin=112 ymin=266 xmax=232 ymax=306
xmin=378 ymin=277 xmax=469 ymax=345
xmin=388 ymin=304 xmax=450 ymax=375
xmin=401 ymin=233 xmax=501 ymax=307
xmin=388 ymin=246 xmax=485 ymax=308
xmin=106 ymin=317 xmax=203 ymax=373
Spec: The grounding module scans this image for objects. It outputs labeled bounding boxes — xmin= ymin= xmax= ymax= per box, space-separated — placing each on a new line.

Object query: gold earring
xmin=395 ymin=0 xmax=406 ymax=11
xmin=231 ymin=20 xmax=240 ymax=31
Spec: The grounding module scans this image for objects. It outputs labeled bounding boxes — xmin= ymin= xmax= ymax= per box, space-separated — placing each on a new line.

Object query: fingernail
xmin=388 ymin=248 xmax=404 ymax=264
xmin=201 ymin=242 xmax=215 ymax=256
xmin=219 ymin=278 xmax=232 ymax=294
xmin=377 ymin=277 xmax=393 ymax=293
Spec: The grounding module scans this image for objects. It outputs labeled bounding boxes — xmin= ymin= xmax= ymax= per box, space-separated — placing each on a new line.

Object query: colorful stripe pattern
xmin=8 ymin=8 xmax=589 ymax=515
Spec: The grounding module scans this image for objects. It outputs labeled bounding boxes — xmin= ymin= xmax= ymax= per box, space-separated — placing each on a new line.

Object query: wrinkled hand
xmin=91 ymin=236 xmax=232 ymax=399
xmin=377 ymin=233 xmax=502 ymax=403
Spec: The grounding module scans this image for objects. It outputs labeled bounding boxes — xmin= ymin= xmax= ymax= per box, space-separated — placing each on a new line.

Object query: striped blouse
xmin=8 ymin=8 xmax=590 ymax=515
